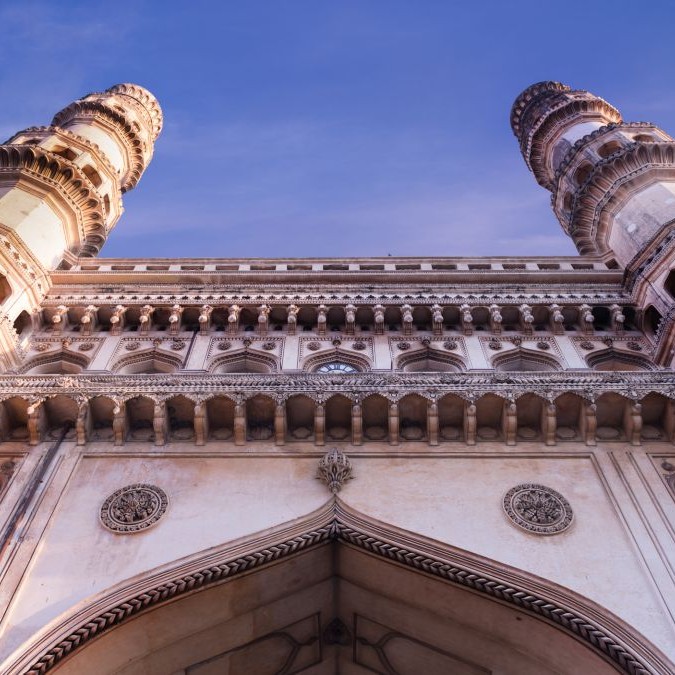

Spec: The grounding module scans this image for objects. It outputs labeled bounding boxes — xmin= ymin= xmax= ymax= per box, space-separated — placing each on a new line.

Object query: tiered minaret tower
xmin=0 ymin=83 xmax=162 ymax=367
xmin=512 ymin=81 xmax=675 ymax=365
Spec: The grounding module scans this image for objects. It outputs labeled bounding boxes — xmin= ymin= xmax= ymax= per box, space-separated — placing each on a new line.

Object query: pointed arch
xmin=20 ymin=350 xmax=89 ymax=375
xmin=7 ymin=501 xmax=672 ymax=675
xmin=112 ymin=349 xmax=183 ymax=374
xmin=586 ymin=349 xmax=656 ymax=371
xmin=302 ymin=350 xmax=370 ymax=373
xmin=492 ymin=347 xmax=562 ymax=372
xmin=397 ymin=349 xmax=466 ymax=372
xmin=208 ymin=350 xmax=278 ymax=374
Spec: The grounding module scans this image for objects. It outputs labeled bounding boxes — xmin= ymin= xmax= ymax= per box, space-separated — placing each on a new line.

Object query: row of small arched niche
xmin=0 ymin=391 xmax=673 ymax=447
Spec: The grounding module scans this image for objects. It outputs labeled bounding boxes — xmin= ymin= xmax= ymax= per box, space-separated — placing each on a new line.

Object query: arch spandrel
xmin=3 ymin=501 xmax=671 ymax=675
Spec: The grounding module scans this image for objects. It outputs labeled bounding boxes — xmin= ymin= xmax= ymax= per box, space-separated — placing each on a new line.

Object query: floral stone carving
xmin=503 ymin=483 xmax=573 ymax=535
xmin=317 ymin=448 xmax=353 ymax=494
xmin=100 ymin=483 xmax=168 ymax=533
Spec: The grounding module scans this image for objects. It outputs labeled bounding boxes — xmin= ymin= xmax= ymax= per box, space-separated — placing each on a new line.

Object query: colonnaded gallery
xmin=0 ymin=80 xmax=673 ymax=674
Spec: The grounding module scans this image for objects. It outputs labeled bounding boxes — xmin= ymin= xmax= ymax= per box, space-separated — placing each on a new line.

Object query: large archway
xmin=10 ymin=503 xmax=670 ymax=675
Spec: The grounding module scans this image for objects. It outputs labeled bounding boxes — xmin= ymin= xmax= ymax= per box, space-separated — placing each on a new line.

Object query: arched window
xmin=317 ymin=362 xmax=357 ymax=374
xmin=82 ymin=165 xmax=102 ymax=188
xmin=492 ymin=349 xmax=562 ymax=372
xmin=665 ymin=270 xmax=675 ymax=300
xmin=0 ymin=275 xmax=11 ymax=304
xmin=573 ymin=162 xmax=594 ymax=187
xmin=597 ymin=140 xmax=622 ymax=158
xmin=644 ymin=305 xmax=663 ymax=337
xmin=13 ymin=311 xmax=32 ymax=336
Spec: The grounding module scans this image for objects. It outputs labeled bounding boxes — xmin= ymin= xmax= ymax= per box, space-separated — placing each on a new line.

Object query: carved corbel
xmin=139 ymin=305 xmax=154 ymax=335
xmin=234 ymin=399 xmax=246 ymax=445
xmin=519 ymin=304 xmax=534 ymax=336
xmin=80 ymin=305 xmax=98 ymax=336
xmin=388 ymin=401 xmax=399 ymax=445
xmin=75 ymin=399 xmax=91 ymax=446
xmin=315 ymin=403 xmax=325 ymax=446
xmin=373 ymin=304 xmax=385 ymax=335
xmin=460 ymin=304 xmax=473 ymax=336
xmin=400 ymin=304 xmax=414 ymax=336
xmin=427 ymin=400 xmax=439 ymax=446
xmin=624 ymin=400 xmax=642 ymax=446
xmin=153 ymin=401 xmax=167 ymax=446
xmin=51 ymin=305 xmax=68 ymax=335
xmin=542 ymin=402 xmax=557 ymax=446
xmin=352 ymin=400 xmax=362 ymax=446
xmin=503 ymin=399 xmax=517 ymax=446
xmin=275 ymin=399 xmax=286 ymax=446
xmin=30 ymin=309 xmax=41 ymax=333
xmin=227 ymin=304 xmax=240 ymax=334
xmin=286 ymin=304 xmax=299 ymax=335
xmin=198 ymin=305 xmax=213 ymax=335
xmin=317 ymin=304 xmax=328 ymax=335
xmin=431 ymin=304 xmax=444 ymax=336
xmin=610 ymin=305 xmax=625 ymax=335
xmin=194 ymin=401 xmax=208 ymax=446
xmin=345 ymin=304 xmax=356 ymax=336
xmin=489 ymin=304 xmax=502 ymax=334
xmin=27 ymin=401 xmax=46 ymax=446
xmin=168 ymin=304 xmax=183 ymax=336
xmin=464 ymin=401 xmax=477 ymax=445
xmin=109 ymin=305 xmax=127 ymax=336
xmin=113 ymin=401 xmax=126 ymax=446
xmin=579 ymin=304 xmax=594 ymax=336
xmin=549 ymin=304 xmax=565 ymax=335
xmin=257 ymin=304 xmax=271 ymax=335
xmin=0 ymin=402 xmax=9 ymax=441
xmin=580 ymin=400 xmax=597 ymax=446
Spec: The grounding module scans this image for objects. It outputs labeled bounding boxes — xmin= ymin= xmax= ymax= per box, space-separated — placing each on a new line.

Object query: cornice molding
xmin=1 ymin=371 xmax=672 ymax=402
xmin=0 ymin=145 xmax=106 ymax=256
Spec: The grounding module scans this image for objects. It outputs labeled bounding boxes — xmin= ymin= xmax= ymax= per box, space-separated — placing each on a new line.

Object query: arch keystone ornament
xmin=503 ymin=483 xmax=573 ymax=534
xmin=99 ymin=483 xmax=168 ymax=533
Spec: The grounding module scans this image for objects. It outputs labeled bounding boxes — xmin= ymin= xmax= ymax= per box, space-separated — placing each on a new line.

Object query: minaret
xmin=512 ymin=81 xmax=675 ymax=365
xmin=0 ymin=83 xmax=162 ymax=367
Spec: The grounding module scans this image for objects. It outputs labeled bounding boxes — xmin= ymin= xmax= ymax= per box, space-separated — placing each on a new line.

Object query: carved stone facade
xmin=0 ymin=81 xmax=674 ymax=674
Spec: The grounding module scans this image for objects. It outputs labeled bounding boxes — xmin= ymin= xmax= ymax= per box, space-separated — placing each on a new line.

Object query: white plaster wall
xmin=0 ymin=188 xmax=68 ymax=269
xmin=610 ymin=182 xmax=675 ymax=262
xmin=64 ymin=123 xmax=125 ymax=174
xmin=1 ymin=447 xmax=674 ymax=662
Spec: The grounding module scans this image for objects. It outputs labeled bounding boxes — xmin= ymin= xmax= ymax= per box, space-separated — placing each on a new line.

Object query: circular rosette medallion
xmin=100 ymin=483 xmax=168 ymax=533
xmin=503 ymin=483 xmax=573 ymax=535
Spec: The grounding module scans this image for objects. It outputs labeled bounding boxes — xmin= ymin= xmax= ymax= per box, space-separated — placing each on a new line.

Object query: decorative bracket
xmin=317 ymin=448 xmax=353 ymax=494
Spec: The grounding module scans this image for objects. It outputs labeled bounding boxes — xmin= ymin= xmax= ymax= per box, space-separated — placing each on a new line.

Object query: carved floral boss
xmin=100 ymin=483 xmax=168 ymax=533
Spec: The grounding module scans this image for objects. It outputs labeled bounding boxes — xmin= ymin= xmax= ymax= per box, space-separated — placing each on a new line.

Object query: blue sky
xmin=2 ymin=1 xmax=675 ymax=259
